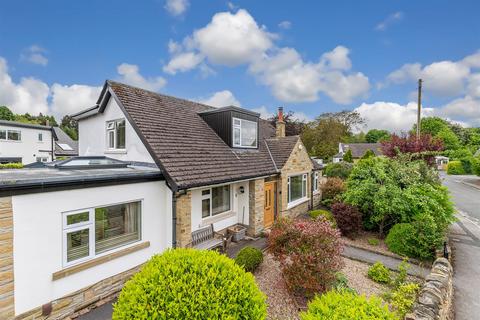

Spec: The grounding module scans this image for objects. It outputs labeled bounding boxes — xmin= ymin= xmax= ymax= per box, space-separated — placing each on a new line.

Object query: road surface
xmin=441 ymin=173 xmax=480 ymax=320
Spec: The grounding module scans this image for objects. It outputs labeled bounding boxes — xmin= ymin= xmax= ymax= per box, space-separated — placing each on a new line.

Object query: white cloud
xmin=164 ymin=0 xmax=189 ymax=16
xmin=21 ymin=45 xmax=48 ymax=66
xmin=467 ymin=73 xmax=480 ymax=98
xmin=354 ymin=101 xmax=435 ymax=132
xmin=117 ymin=63 xmax=167 ymax=92
xmin=250 ymin=106 xmax=272 ymax=119
xmin=163 ymin=52 xmax=204 ymax=75
xmin=278 ymin=20 xmax=292 ymax=30
xmin=375 ymin=11 xmax=404 ymax=31
xmin=250 ymin=46 xmax=369 ymax=104
xmin=227 ymin=2 xmax=237 ymax=10
xmin=50 ymin=84 xmax=102 ymax=118
xmin=200 ymin=90 xmax=241 ymax=107
xmin=440 ymin=95 xmax=480 ymax=126
xmin=462 ymin=50 xmax=480 ymax=68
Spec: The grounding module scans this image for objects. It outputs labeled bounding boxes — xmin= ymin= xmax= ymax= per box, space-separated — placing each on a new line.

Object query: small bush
xmin=385 ymin=223 xmax=415 ymax=257
xmin=447 ymin=160 xmax=465 ymax=175
xmin=309 ymin=209 xmax=336 ymax=226
xmin=331 ymin=202 xmax=362 ymax=238
xmin=300 ymin=290 xmax=397 ymax=320
xmin=333 ymin=272 xmax=356 ymax=294
xmin=390 ymin=283 xmax=420 ymax=318
xmin=393 ymin=259 xmax=410 ymax=288
xmin=368 ymin=238 xmax=380 ymax=246
xmin=320 ymin=177 xmax=346 ymax=204
xmin=269 ymin=218 xmax=343 ymax=297
xmin=472 ymin=157 xmax=480 ymax=176
xmin=368 ymin=262 xmax=391 ymax=284
xmin=113 ymin=248 xmax=267 ymax=319
xmin=324 ymin=162 xmax=353 ymax=179
xmin=0 ymin=162 xmax=23 ymax=169
xmin=235 ymin=246 xmax=263 ymax=272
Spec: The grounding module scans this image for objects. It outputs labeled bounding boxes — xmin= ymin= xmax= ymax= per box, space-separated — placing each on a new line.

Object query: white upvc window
xmin=36 ymin=157 xmax=48 ymax=163
xmin=201 ymin=185 xmax=232 ymax=219
xmin=62 ymin=200 xmax=142 ymax=266
xmin=232 ymin=117 xmax=258 ymax=148
xmin=288 ymin=174 xmax=308 ymax=206
xmin=38 ymin=133 xmax=43 ymax=142
xmin=313 ymin=172 xmax=319 ymax=192
xmin=0 ymin=129 xmax=21 ymax=141
xmin=106 ymin=119 xmax=126 ymax=150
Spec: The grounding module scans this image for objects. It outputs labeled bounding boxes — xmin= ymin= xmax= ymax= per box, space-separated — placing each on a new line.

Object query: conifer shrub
xmin=235 ymin=246 xmax=263 ymax=272
xmin=300 ymin=290 xmax=397 ymax=320
xmin=112 ymin=248 xmax=267 ymax=320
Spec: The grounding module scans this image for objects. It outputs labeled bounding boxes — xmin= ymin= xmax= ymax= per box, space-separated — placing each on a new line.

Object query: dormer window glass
xmin=232 ymin=117 xmax=257 ymax=148
xmin=106 ymin=119 xmax=126 ymax=150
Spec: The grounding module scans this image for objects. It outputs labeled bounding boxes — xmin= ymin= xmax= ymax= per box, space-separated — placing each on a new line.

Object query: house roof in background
xmin=0 ymin=120 xmax=53 ymax=131
xmin=52 ymin=127 xmax=79 ymax=156
xmin=340 ymin=143 xmax=383 ymax=158
xmin=105 ymin=80 xmax=280 ymax=190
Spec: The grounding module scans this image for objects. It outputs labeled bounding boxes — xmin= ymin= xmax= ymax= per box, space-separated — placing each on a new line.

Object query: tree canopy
xmin=268 ymin=110 xmax=306 ymax=136
xmin=0 ymin=106 xmax=15 ymax=121
xmin=365 ymin=129 xmax=390 ymax=143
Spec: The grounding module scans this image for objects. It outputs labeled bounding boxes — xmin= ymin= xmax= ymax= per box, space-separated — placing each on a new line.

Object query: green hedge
xmin=0 ymin=162 xmax=23 ymax=169
xmin=300 ymin=290 xmax=397 ymax=320
xmin=447 ymin=160 xmax=465 ymax=175
xmin=113 ymin=248 xmax=267 ymax=320
xmin=235 ymin=246 xmax=263 ymax=272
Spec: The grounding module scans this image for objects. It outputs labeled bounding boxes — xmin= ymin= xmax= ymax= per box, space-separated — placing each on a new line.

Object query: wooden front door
xmin=264 ymin=182 xmax=275 ymax=228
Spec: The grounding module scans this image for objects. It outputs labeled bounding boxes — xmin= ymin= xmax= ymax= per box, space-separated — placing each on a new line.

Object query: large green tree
xmin=301 ymin=118 xmax=349 ymax=160
xmin=365 ymin=129 xmax=390 ymax=143
xmin=0 ymin=106 xmax=15 ymax=121
xmin=60 ymin=115 xmax=78 ymax=140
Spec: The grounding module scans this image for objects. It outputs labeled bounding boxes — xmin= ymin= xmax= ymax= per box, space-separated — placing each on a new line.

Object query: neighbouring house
xmin=0 ymin=80 xmax=322 ymax=319
xmin=0 ymin=120 xmax=78 ymax=165
xmin=332 ymin=142 xmax=383 ymax=163
xmin=435 ymin=155 xmax=449 ymax=171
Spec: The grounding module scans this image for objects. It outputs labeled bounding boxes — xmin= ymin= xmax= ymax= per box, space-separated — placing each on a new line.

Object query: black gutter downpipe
xmin=172 ymin=192 xmax=177 ymax=249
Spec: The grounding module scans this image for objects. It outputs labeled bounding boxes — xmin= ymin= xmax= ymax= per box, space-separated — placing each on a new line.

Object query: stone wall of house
xmin=247 ymin=178 xmax=265 ymax=236
xmin=175 ymin=191 xmax=192 ymax=248
xmin=279 ymin=139 xmax=314 ymax=218
xmin=0 ymin=197 xmax=14 ymax=320
xmin=407 ymin=258 xmax=453 ymax=320
xmin=16 ymin=264 xmax=143 ymax=320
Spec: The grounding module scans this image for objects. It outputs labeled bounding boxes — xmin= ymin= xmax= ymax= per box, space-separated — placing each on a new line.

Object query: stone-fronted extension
xmin=175 ymin=191 xmax=192 ymax=248
xmin=0 ymin=197 xmax=14 ymax=320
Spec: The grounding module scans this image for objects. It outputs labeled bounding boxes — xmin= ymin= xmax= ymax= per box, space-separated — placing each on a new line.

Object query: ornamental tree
xmin=380 ymin=133 xmax=443 ymax=165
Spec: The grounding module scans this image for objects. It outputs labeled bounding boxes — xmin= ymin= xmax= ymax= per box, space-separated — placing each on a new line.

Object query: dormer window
xmin=232 ymin=117 xmax=257 ymax=148
xmin=106 ymin=119 xmax=126 ymax=150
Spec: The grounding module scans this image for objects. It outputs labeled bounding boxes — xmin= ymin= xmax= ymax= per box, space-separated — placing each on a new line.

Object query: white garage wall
xmin=78 ymin=97 xmax=155 ymax=163
xmin=12 ymin=181 xmax=172 ymax=315
xmin=191 ymin=181 xmax=249 ymax=232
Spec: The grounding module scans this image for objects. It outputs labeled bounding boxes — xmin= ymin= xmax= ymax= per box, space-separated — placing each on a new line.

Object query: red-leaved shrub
xmin=268 ymin=218 xmax=343 ymax=297
xmin=380 ymin=133 xmax=443 ymax=165
xmin=320 ymin=177 xmax=346 ymax=207
xmin=331 ymin=202 xmax=363 ymax=238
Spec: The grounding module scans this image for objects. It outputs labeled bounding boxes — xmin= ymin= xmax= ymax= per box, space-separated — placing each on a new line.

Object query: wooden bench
xmin=192 ymin=224 xmax=225 ymax=251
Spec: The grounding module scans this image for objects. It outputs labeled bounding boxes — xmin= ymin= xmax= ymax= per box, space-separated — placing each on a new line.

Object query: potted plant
xmin=227 ymin=224 xmax=247 ymax=242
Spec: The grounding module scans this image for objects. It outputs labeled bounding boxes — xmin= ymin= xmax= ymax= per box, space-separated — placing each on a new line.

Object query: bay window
xmin=201 ymin=185 xmax=231 ymax=218
xmin=106 ymin=119 xmax=126 ymax=150
xmin=288 ymin=174 xmax=307 ymax=204
xmin=63 ymin=201 xmax=141 ymax=266
xmin=232 ymin=117 xmax=257 ymax=148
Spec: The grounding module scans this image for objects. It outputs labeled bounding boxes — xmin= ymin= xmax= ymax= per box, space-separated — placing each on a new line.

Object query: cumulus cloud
xmin=250 ymin=106 xmax=272 ymax=119
xmin=199 ymin=90 xmax=241 ymax=107
xmin=20 ymin=45 xmax=48 ymax=66
xmin=164 ymin=0 xmax=189 ymax=16
xmin=278 ymin=20 xmax=292 ymax=29
xmin=375 ymin=11 xmax=404 ymax=31
xmin=117 ymin=63 xmax=167 ymax=92
xmin=163 ymin=52 xmax=204 ymax=75
xmin=440 ymin=95 xmax=480 ymax=126
xmin=354 ymin=101 xmax=435 ymax=132
xmin=50 ymin=84 xmax=102 ymax=117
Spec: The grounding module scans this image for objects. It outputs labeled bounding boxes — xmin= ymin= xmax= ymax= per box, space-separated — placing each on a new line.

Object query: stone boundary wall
xmin=406 ymin=258 xmax=453 ymax=320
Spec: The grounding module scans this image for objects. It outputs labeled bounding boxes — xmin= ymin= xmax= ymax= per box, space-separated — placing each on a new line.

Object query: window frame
xmin=232 ymin=117 xmax=258 ymax=148
xmin=105 ymin=119 xmax=126 ymax=150
xmin=200 ymin=184 xmax=232 ymax=219
xmin=313 ymin=171 xmax=319 ymax=193
xmin=0 ymin=129 xmax=21 ymax=141
xmin=38 ymin=133 xmax=43 ymax=142
xmin=62 ymin=200 xmax=142 ymax=267
xmin=287 ymin=173 xmax=308 ymax=207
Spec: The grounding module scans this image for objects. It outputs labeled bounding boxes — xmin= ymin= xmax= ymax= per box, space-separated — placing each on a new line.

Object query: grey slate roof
xmin=341 ymin=143 xmax=383 ymax=158
xmin=107 ymin=81 xmax=283 ymax=190
xmin=0 ymin=120 xmax=53 ymax=131
xmin=265 ymin=136 xmax=300 ymax=169
xmin=53 ymin=127 xmax=79 ymax=157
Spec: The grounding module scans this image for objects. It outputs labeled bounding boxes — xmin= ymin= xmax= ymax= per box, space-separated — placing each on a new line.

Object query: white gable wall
xmin=12 ymin=180 xmax=172 ymax=315
xmin=78 ymin=97 xmax=155 ymax=163
xmin=0 ymin=124 xmax=53 ymax=164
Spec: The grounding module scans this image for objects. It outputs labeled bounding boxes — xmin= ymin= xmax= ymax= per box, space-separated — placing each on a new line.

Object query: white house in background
xmin=332 ymin=142 xmax=383 ymax=163
xmin=0 ymin=120 xmax=54 ymax=164
xmin=0 ymin=80 xmax=323 ymax=319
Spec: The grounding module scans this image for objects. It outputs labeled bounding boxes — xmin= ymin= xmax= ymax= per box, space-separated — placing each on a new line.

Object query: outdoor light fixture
xmin=239 ymin=186 xmax=245 ymax=194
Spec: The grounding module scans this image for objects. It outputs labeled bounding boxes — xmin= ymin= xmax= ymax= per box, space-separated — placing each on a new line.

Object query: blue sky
xmin=1 ymin=0 xmax=479 ymax=131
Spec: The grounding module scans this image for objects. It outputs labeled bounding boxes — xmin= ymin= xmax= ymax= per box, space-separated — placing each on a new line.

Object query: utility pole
xmin=416 ymin=78 xmax=422 ymax=139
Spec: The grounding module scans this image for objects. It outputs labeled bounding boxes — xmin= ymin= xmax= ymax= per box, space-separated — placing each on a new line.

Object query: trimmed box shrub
xmin=269 ymin=218 xmax=343 ymax=297
xmin=300 ymin=289 xmax=397 ymax=320
xmin=331 ymin=202 xmax=362 ymax=238
xmin=235 ymin=246 xmax=263 ymax=272
xmin=113 ymin=248 xmax=267 ymax=320
xmin=447 ymin=160 xmax=465 ymax=175
xmin=367 ymin=262 xmax=391 ymax=284
xmin=385 ymin=223 xmax=415 ymax=257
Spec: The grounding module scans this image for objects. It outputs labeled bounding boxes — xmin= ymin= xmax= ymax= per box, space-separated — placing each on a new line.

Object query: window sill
xmin=287 ymin=197 xmax=310 ymax=210
xmin=201 ymin=211 xmax=236 ymax=227
xmin=52 ymin=241 xmax=150 ymax=281
xmin=105 ymin=149 xmax=127 ymax=154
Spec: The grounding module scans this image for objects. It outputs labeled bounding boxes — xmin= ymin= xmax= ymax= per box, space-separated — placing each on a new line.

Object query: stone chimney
xmin=276 ymin=107 xmax=285 ymax=138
